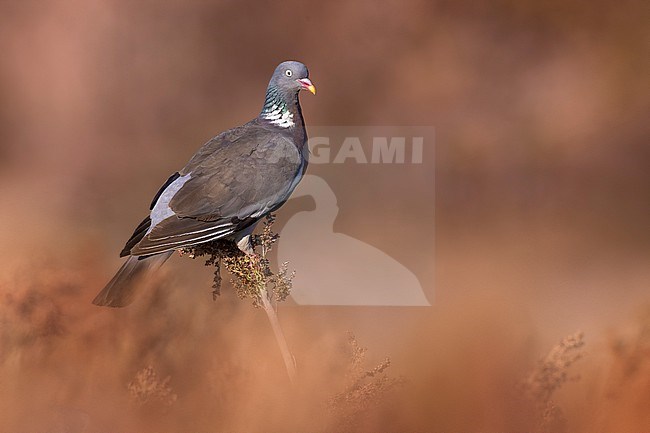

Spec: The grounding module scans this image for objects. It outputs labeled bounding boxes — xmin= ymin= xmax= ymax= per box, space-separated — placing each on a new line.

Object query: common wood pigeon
xmin=93 ymin=61 xmax=315 ymax=307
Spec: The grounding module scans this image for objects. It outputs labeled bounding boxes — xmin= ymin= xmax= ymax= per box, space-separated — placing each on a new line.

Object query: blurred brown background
xmin=0 ymin=1 xmax=648 ymax=432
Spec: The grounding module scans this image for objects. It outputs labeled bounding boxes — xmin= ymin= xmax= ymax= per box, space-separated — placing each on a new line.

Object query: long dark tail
xmin=93 ymin=252 xmax=172 ymax=307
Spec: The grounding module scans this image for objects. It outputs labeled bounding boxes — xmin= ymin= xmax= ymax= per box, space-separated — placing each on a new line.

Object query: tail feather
xmin=93 ymin=252 xmax=172 ymax=307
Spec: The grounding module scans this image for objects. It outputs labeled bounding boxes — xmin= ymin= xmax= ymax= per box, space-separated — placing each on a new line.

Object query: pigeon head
xmin=260 ymin=61 xmax=315 ymax=129
xmin=268 ymin=61 xmax=316 ymax=96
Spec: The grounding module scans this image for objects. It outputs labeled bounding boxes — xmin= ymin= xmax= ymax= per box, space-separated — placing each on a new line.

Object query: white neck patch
xmin=262 ymin=106 xmax=294 ymax=128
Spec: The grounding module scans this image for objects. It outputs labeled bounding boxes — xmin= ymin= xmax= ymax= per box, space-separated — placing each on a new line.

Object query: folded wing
xmin=126 ymin=124 xmax=303 ymax=256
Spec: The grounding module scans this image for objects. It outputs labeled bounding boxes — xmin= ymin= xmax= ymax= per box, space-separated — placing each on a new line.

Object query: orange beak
xmin=298 ymin=78 xmax=316 ymax=95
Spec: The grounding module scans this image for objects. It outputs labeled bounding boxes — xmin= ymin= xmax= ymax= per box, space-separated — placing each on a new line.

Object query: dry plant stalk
xmin=128 ymin=365 xmax=177 ymax=407
xmin=521 ymin=331 xmax=585 ymax=433
xmin=329 ymin=332 xmax=403 ymax=431
xmin=182 ymin=214 xmax=297 ymax=383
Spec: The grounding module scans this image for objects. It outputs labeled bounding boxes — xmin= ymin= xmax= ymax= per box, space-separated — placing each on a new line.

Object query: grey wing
xmin=129 ymin=128 xmax=303 ymax=256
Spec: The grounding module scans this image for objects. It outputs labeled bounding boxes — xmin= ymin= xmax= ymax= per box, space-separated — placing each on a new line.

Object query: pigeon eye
xmin=285 ymin=70 xmax=292 ymax=77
